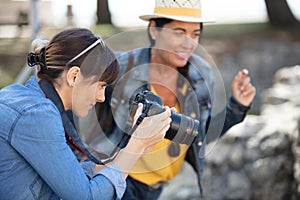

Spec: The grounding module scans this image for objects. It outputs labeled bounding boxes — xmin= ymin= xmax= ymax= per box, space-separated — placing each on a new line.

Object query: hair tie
xmin=27 ymin=48 xmax=47 ymax=72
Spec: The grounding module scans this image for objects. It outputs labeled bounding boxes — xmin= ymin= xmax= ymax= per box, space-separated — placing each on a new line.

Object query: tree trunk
xmin=96 ymin=0 xmax=111 ymax=24
xmin=265 ymin=0 xmax=299 ymax=28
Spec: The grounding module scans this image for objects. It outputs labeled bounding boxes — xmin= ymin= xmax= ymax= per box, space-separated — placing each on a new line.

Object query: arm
xmin=11 ymin=102 xmax=124 ymax=200
xmin=95 ymin=104 xmax=172 ymax=178
xmin=206 ymin=69 xmax=256 ymax=143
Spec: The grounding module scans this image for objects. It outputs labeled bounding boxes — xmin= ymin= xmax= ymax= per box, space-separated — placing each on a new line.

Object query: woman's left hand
xmin=231 ymin=69 xmax=256 ymax=107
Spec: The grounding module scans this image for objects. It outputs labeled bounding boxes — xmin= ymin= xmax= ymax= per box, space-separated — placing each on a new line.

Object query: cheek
xmin=157 ymin=38 xmax=178 ymax=49
xmin=73 ymin=87 xmax=91 ymax=114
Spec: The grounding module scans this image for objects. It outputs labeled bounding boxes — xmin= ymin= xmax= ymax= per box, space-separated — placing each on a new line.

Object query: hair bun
xmin=27 ymin=48 xmax=47 ymax=72
xmin=31 ymin=39 xmax=48 ymax=53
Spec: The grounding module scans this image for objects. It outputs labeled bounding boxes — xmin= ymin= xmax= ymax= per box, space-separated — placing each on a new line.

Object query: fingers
xmin=242 ymin=69 xmax=249 ymax=76
xmin=241 ymin=83 xmax=256 ymax=98
xmin=239 ymin=70 xmax=254 ymax=95
xmin=240 ymin=76 xmax=251 ymax=91
xmin=232 ymin=69 xmax=252 ymax=92
xmin=232 ymin=69 xmax=256 ymax=106
xmin=152 ymin=106 xmax=172 ymax=120
xmin=133 ymin=107 xmax=172 ymax=139
xmin=141 ymin=108 xmax=171 ymax=130
xmin=160 ymin=122 xmax=171 ymax=135
xmin=165 ymin=106 xmax=177 ymax=113
xmin=233 ymin=69 xmax=248 ymax=87
xmin=129 ymin=106 xmax=173 ymax=155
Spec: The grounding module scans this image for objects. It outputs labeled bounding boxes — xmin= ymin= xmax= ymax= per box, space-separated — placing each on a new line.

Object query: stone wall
xmin=159 ymin=65 xmax=300 ymax=200
xmin=202 ymin=65 xmax=300 ymax=200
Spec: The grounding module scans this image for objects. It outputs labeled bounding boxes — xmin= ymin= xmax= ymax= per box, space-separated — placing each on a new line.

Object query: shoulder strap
xmin=97 ymin=51 xmax=134 ymax=132
xmin=110 ymin=51 xmax=134 ymax=108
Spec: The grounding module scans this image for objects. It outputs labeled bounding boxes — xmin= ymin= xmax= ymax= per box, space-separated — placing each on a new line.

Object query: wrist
xmin=124 ymin=138 xmax=146 ymax=155
xmin=228 ymin=96 xmax=251 ymax=115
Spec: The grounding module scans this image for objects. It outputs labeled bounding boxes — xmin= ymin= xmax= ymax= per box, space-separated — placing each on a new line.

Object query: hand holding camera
xmin=126 ymin=102 xmax=172 ymax=154
xmin=129 ymin=90 xmax=200 ymax=145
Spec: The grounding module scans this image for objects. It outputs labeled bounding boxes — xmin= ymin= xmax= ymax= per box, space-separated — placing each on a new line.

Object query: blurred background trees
xmin=264 ymin=0 xmax=299 ymax=27
xmin=96 ymin=0 xmax=300 ymax=28
xmin=96 ymin=0 xmax=111 ymax=24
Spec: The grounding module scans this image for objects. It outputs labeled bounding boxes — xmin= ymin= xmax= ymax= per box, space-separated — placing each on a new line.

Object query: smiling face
xmin=72 ymin=71 xmax=107 ymax=118
xmin=150 ymin=20 xmax=201 ymax=68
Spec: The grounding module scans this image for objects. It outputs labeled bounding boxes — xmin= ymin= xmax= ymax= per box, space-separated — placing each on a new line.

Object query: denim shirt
xmin=96 ymin=47 xmax=250 ymax=196
xmin=0 ymin=76 xmax=126 ymax=200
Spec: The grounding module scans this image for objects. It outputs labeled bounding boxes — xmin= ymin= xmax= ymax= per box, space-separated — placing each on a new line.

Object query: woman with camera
xmin=0 ymin=28 xmax=172 ymax=200
xmin=95 ymin=0 xmax=256 ymax=199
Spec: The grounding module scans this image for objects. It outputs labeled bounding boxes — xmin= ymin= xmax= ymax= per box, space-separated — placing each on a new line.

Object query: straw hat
xmin=139 ymin=0 xmax=214 ymax=23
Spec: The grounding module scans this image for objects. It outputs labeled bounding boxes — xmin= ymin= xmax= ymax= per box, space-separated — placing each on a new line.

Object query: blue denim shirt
xmin=0 ymin=76 xmax=126 ymax=200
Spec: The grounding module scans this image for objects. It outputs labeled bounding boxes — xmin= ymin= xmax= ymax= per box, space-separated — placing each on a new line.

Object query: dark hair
xmin=147 ymin=18 xmax=203 ymax=46
xmin=30 ymin=28 xmax=119 ymax=84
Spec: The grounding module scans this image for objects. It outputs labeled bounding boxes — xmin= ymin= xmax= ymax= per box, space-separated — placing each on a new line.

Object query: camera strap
xmin=38 ymin=79 xmax=104 ymax=164
xmin=127 ymin=102 xmax=151 ymax=136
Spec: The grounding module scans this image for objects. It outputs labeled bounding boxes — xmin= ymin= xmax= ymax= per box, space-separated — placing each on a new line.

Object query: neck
xmin=150 ymin=48 xmax=178 ymax=77
xmin=53 ymin=81 xmax=72 ymax=111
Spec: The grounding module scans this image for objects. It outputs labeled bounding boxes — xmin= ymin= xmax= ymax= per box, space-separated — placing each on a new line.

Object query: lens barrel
xmin=130 ymin=90 xmax=200 ymax=145
xmin=165 ymin=111 xmax=200 ymax=145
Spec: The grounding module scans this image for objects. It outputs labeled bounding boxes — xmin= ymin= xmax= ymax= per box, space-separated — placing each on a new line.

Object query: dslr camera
xmin=129 ymin=90 xmax=200 ymax=145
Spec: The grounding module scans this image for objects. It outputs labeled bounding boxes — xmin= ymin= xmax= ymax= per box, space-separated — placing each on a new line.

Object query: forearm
xmin=111 ymin=138 xmax=145 ymax=178
xmin=93 ymin=137 xmax=144 ymax=179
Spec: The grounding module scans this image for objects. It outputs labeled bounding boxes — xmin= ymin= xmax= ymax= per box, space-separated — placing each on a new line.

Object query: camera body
xmin=129 ymin=90 xmax=200 ymax=145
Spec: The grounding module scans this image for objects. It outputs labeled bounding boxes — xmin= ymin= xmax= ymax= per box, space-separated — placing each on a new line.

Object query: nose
xmin=96 ymin=96 xmax=105 ymax=103
xmin=182 ymin=35 xmax=196 ymax=49
xmin=95 ymin=89 xmax=105 ymax=103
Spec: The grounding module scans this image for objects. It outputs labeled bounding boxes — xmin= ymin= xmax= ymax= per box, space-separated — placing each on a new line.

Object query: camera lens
xmin=129 ymin=90 xmax=200 ymax=145
xmin=165 ymin=111 xmax=200 ymax=145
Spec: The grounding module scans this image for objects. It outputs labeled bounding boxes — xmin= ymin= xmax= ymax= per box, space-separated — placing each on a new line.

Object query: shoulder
xmin=115 ymin=47 xmax=150 ymax=72
xmin=1 ymin=79 xmax=53 ymax=111
xmin=0 ymin=85 xmax=61 ymax=141
xmin=0 ymin=79 xmax=60 ymax=121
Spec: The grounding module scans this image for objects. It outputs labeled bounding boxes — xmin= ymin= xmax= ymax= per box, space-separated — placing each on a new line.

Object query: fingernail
xmin=242 ymin=69 xmax=249 ymax=75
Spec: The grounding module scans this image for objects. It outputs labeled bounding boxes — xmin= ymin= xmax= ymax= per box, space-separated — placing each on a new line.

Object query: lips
xmin=176 ymin=52 xmax=190 ymax=60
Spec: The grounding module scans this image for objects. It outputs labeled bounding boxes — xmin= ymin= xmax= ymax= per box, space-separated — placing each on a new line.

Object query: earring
xmin=152 ymin=36 xmax=155 ymax=40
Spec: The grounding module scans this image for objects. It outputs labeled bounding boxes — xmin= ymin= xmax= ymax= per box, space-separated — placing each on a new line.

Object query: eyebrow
xmin=173 ymin=28 xmax=201 ymax=33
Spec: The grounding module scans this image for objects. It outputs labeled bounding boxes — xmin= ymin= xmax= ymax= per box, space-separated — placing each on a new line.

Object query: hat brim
xmin=139 ymin=14 xmax=215 ymax=23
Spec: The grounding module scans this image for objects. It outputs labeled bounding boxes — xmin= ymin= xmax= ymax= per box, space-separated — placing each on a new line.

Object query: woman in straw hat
xmin=95 ymin=0 xmax=256 ymax=199
xmin=0 ymin=28 xmax=172 ymax=200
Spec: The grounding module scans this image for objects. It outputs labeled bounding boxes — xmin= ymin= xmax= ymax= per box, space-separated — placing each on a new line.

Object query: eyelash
xmin=97 ymin=83 xmax=106 ymax=89
xmin=174 ymin=32 xmax=200 ymax=39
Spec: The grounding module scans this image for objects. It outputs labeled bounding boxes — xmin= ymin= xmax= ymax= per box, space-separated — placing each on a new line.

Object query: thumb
xmin=133 ymin=103 xmax=144 ymax=124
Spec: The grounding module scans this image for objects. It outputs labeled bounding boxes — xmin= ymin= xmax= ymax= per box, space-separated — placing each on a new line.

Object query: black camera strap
xmin=127 ymin=102 xmax=151 ymax=136
xmin=38 ymin=79 xmax=104 ymax=164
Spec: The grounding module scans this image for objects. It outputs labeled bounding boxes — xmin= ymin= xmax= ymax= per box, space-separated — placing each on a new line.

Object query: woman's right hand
xmin=126 ymin=103 xmax=172 ymax=154
xmin=110 ymin=103 xmax=171 ymax=178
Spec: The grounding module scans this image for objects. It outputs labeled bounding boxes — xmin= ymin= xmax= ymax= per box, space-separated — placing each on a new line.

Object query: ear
xmin=149 ymin=20 xmax=157 ymax=40
xmin=66 ymin=66 xmax=80 ymax=87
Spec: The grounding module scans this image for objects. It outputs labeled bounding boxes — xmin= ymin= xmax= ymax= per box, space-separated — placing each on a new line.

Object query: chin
xmin=172 ymin=58 xmax=188 ymax=67
xmin=175 ymin=61 xmax=188 ymax=68
xmin=74 ymin=110 xmax=88 ymax=118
